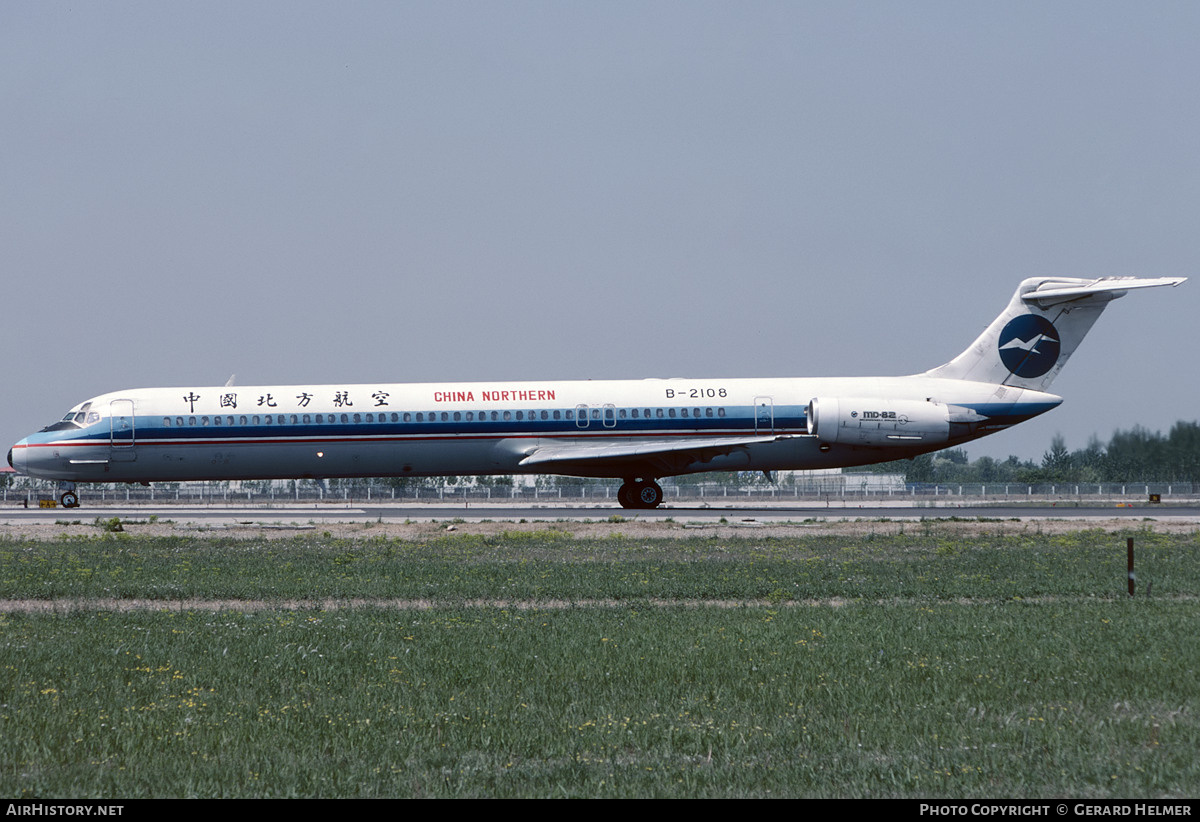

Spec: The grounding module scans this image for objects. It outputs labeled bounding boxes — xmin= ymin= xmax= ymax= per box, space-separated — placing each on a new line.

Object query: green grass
xmin=0 ymin=527 xmax=1194 ymax=603
xmin=1 ymin=527 xmax=1198 ymax=797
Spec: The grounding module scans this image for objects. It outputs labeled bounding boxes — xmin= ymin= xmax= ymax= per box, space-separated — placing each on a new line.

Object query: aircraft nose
xmin=8 ymin=440 xmax=27 ymax=475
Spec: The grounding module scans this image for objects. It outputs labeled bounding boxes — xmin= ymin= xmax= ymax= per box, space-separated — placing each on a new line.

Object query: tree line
xmin=858 ymin=420 xmax=1200 ymax=485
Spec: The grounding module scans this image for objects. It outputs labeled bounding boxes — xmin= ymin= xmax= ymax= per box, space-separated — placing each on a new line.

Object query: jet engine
xmin=805 ymin=397 xmax=983 ymax=447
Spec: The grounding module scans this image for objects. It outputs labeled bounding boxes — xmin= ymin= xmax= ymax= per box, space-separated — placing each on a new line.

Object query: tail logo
xmin=997 ymin=314 xmax=1060 ymax=378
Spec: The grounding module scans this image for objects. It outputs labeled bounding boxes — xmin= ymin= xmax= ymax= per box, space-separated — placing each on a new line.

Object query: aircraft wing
xmin=517 ymin=434 xmax=791 ymax=476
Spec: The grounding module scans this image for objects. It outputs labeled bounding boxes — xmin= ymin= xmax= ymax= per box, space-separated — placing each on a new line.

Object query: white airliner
xmin=8 ymin=276 xmax=1185 ymax=509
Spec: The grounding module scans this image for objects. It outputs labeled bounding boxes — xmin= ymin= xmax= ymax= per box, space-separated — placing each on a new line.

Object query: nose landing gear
xmin=58 ymin=482 xmax=80 ymax=509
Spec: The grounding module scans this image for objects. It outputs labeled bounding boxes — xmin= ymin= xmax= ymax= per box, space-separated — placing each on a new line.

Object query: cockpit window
xmin=41 ymin=403 xmax=103 ymax=432
xmin=42 ymin=418 xmax=83 ymax=432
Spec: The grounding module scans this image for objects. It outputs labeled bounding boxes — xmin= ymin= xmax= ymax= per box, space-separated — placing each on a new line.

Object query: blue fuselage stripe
xmin=24 ymin=405 xmax=810 ymax=447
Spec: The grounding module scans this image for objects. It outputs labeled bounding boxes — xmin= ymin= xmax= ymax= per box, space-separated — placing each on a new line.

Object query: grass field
xmin=1 ymin=522 xmax=1197 ymax=797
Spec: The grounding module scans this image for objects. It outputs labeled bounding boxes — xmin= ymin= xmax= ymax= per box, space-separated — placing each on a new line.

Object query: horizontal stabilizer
xmin=1022 ymin=276 xmax=1186 ymax=307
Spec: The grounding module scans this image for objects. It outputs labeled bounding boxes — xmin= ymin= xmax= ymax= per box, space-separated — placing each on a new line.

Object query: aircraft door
xmin=754 ymin=396 xmax=774 ymax=434
xmin=575 ymin=404 xmax=616 ymax=430
xmin=109 ymin=399 xmax=137 ymax=461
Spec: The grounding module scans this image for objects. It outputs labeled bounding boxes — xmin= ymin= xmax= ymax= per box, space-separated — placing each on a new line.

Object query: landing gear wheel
xmin=617 ymin=483 xmax=635 ymax=509
xmin=60 ymin=491 xmax=79 ymax=509
xmin=618 ymin=479 xmax=663 ymax=509
xmin=634 ymin=480 xmax=663 ymax=509
xmin=628 ymin=480 xmax=667 ymax=506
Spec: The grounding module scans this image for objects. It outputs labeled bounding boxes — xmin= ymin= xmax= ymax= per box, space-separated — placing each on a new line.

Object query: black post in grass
xmin=1127 ymin=536 xmax=1135 ymax=597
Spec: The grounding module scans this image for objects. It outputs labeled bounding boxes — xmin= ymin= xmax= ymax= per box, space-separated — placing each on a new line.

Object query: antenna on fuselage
xmin=225 ymin=374 xmax=236 ymax=387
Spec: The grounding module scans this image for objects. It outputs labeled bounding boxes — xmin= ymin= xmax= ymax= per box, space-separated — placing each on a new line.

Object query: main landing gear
xmin=617 ymin=478 xmax=663 ymax=510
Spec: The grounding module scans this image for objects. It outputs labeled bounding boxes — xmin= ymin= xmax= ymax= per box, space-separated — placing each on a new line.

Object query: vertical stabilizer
xmin=923 ymin=276 xmax=1185 ymax=391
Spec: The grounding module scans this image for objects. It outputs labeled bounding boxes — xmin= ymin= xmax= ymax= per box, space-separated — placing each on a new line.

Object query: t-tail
xmin=923 ymin=276 xmax=1186 ymax=391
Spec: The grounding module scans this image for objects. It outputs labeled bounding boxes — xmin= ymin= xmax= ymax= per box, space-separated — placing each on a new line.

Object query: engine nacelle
xmin=805 ymin=397 xmax=976 ymax=447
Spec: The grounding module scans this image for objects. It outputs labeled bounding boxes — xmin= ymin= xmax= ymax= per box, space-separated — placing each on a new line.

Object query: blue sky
xmin=3 ymin=1 xmax=1197 ymax=463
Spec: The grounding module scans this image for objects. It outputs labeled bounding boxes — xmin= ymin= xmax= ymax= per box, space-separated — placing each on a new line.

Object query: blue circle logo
xmin=998 ymin=315 xmax=1060 ymax=378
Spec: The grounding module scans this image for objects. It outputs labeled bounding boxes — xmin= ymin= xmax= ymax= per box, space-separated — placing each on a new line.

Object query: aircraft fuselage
xmin=9 ymin=375 xmax=1059 ymax=486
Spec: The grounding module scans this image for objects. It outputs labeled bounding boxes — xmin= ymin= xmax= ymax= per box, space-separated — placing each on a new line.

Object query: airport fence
xmin=4 ymin=479 xmax=1200 ymax=506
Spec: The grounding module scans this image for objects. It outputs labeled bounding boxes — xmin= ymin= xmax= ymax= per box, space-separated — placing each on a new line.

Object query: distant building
xmin=786 ymin=469 xmax=906 ymax=492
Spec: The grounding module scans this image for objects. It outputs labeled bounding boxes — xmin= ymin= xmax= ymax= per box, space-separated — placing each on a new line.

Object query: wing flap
xmin=517 ymin=434 xmax=789 ymax=474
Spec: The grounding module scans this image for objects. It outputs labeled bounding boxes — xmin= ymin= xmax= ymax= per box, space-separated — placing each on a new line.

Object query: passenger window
xmin=213 ymin=416 xmax=222 ymax=426
xmin=163 ymin=417 xmax=171 ymax=426
xmin=553 ymin=410 xmax=561 ymax=420
xmin=718 ymin=408 xmax=726 ymax=417
xmin=503 ymin=411 xmax=512 ymax=421
xmin=454 ymin=411 xmax=462 ymax=421
xmin=403 ymin=412 xmax=411 ymax=422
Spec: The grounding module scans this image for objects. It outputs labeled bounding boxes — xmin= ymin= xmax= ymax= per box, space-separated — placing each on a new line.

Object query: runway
xmin=3 ymin=500 xmax=1198 ymax=526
